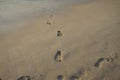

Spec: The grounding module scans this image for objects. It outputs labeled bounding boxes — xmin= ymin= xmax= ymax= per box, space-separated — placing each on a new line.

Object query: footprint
xmin=46 ymin=20 xmax=53 ymax=25
xmin=69 ymin=68 xmax=87 ymax=80
xmin=57 ymin=30 xmax=63 ymax=37
xmin=70 ymin=76 xmax=80 ymax=80
xmin=18 ymin=76 xmax=31 ymax=80
xmin=55 ymin=50 xmax=64 ymax=62
xmin=57 ymin=75 xmax=66 ymax=80
xmin=104 ymin=58 xmax=113 ymax=62
xmin=39 ymin=74 xmax=46 ymax=80
xmin=95 ymin=57 xmax=113 ymax=68
xmin=49 ymin=15 xmax=53 ymax=18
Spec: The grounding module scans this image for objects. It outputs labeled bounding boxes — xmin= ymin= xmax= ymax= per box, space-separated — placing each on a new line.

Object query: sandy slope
xmin=0 ymin=0 xmax=120 ymax=80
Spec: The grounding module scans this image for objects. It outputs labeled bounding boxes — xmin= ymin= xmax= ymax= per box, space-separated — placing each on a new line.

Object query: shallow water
xmin=0 ymin=0 xmax=93 ymax=35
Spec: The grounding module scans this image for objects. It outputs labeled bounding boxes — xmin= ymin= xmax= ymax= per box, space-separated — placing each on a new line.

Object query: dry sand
xmin=0 ymin=0 xmax=120 ymax=80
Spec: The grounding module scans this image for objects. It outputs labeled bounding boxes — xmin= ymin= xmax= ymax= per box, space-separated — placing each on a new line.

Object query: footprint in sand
xmin=57 ymin=75 xmax=66 ymax=80
xmin=39 ymin=74 xmax=46 ymax=80
xmin=49 ymin=15 xmax=53 ymax=18
xmin=95 ymin=57 xmax=113 ymax=68
xmin=46 ymin=20 xmax=53 ymax=25
xmin=69 ymin=68 xmax=87 ymax=80
xmin=57 ymin=30 xmax=63 ymax=37
xmin=70 ymin=76 xmax=80 ymax=80
xmin=18 ymin=76 xmax=31 ymax=80
xmin=46 ymin=15 xmax=53 ymax=25
xmin=55 ymin=50 xmax=64 ymax=62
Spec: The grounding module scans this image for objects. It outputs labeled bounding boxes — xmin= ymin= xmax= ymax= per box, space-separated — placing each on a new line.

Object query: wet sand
xmin=0 ymin=0 xmax=120 ymax=80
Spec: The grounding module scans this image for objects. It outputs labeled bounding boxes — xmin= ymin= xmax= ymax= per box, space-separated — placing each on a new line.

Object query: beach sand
xmin=0 ymin=0 xmax=120 ymax=80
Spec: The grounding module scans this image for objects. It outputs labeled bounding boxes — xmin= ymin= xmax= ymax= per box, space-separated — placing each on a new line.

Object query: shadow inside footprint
xmin=95 ymin=58 xmax=105 ymax=67
xmin=95 ymin=57 xmax=113 ymax=68
xmin=70 ymin=76 xmax=80 ymax=80
xmin=69 ymin=68 xmax=86 ymax=80
xmin=104 ymin=58 xmax=113 ymax=62
xmin=57 ymin=75 xmax=65 ymax=80
xmin=57 ymin=31 xmax=63 ymax=37
xmin=55 ymin=50 xmax=63 ymax=62
xmin=18 ymin=76 xmax=31 ymax=80
xmin=39 ymin=74 xmax=46 ymax=80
